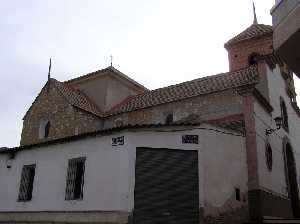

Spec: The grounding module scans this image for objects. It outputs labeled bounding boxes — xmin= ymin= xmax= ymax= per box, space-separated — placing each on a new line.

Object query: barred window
xmin=18 ymin=164 xmax=36 ymax=202
xmin=65 ymin=157 xmax=86 ymax=200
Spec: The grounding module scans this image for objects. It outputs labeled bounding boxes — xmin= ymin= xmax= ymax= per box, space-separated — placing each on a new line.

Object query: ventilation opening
xmin=165 ymin=113 xmax=173 ymax=124
xmin=235 ymin=188 xmax=241 ymax=201
xmin=248 ymin=53 xmax=260 ymax=66
xmin=265 ymin=143 xmax=273 ymax=171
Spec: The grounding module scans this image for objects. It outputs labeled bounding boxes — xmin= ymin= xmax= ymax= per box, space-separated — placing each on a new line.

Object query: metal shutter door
xmin=133 ymin=147 xmax=199 ymax=224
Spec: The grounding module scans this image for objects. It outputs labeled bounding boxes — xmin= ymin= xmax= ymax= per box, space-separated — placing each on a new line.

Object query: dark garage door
xmin=133 ymin=147 xmax=199 ymax=224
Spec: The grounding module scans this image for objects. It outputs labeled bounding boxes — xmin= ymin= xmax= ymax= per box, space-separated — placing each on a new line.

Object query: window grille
xmin=18 ymin=164 xmax=36 ymax=201
xmin=65 ymin=157 xmax=86 ymax=200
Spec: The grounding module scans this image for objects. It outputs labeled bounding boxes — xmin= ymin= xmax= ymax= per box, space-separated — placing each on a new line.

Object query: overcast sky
xmin=1 ymin=0 xmax=298 ymax=147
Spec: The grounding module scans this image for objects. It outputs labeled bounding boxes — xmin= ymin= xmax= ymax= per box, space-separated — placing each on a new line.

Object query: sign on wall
xmin=182 ymin=135 xmax=199 ymax=144
xmin=112 ymin=136 xmax=124 ymax=146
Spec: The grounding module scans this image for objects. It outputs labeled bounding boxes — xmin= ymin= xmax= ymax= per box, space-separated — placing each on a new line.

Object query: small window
xmin=65 ymin=157 xmax=86 ymax=200
xmin=265 ymin=143 xmax=273 ymax=171
xmin=165 ymin=113 xmax=173 ymax=124
xmin=44 ymin=121 xmax=50 ymax=138
xmin=18 ymin=164 xmax=36 ymax=201
xmin=235 ymin=188 xmax=241 ymax=201
xmin=39 ymin=119 xmax=51 ymax=139
xmin=280 ymin=98 xmax=289 ymax=131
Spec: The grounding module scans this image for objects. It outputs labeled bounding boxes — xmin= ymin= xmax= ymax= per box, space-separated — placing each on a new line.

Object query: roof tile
xmin=107 ymin=66 xmax=259 ymax=115
xmin=225 ymin=24 xmax=273 ymax=47
xmin=51 ymin=79 xmax=103 ymax=117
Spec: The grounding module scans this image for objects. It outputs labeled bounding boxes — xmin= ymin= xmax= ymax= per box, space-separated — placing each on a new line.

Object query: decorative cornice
xmin=236 ymin=84 xmax=256 ymax=96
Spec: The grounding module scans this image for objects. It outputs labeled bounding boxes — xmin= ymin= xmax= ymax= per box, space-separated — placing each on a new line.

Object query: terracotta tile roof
xmin=51 ymin=79 xmax=103 ymax=117
xmin=107 ymin=66 xmax=259 ymax=116
xmin=225 ymin=24 xmax=273 ymax=47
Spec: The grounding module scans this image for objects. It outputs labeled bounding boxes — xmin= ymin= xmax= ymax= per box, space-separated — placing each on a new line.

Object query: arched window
xmin=44 ymin=121 xmax=50 ymax=138
xmin=248 ymin=53 xmax=260 ymax=66
xmin=280 ymin=98 xmax=289 ymax=131
xmin=39 ymin=119 xmax=51 ymax=139
xmin=265 ymin=143 xmax=273 ymax=171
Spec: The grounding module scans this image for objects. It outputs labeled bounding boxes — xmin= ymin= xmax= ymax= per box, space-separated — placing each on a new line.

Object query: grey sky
xmin=1 ymin=0 xmax=297 ymax=147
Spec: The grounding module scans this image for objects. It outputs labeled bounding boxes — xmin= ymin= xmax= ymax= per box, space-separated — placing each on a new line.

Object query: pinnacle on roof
xmin=224 ymin=3 xmax=273 ymax=48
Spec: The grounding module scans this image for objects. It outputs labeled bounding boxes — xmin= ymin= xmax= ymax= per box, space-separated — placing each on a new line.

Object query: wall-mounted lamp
xmin=266 ymin=116 xmax=283 ymax=135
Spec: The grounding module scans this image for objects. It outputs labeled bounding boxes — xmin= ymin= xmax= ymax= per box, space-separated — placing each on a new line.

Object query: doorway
xmin=284 ymin=142 xmax=300 ymax=218
xmin=133 ymin=147 xmax=199 ymax=224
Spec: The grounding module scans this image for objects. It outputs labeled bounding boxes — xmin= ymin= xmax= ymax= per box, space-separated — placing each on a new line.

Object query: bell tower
xmin=224 ymin=4 xmax=273 ymax=72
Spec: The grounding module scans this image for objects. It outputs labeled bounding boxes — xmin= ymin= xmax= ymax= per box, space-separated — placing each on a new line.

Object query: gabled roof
xmin=107 ymin=66 xmax=259 ymax=116
xmin=66 ymin=66 xmax=148 ymax=92
xmin=23 ymin=79 xmax=103 ymax=120
xmin=225 ymin=24 xmax=273 ymax=48
xmin=23 ymin=65 xmax=259 ymax=120
xmin=51 ymin=79 xmax=103 ymax=117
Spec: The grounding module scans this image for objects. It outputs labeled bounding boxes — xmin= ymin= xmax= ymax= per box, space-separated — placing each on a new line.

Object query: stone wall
xmin=104 ymin=89 xmax=243 ymax=129
xmin=20 ymin=83 xmax=103 ymax=146
xmin=21 ymin=83 xmax=242 ymax=146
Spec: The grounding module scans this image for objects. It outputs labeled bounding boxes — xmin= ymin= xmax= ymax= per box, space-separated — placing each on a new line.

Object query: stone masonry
xmin=20 ymin=82 xmax=103 ymax=146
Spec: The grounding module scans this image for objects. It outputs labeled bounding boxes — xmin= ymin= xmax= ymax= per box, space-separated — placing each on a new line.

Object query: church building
xmin=0 ymin=14 xmax=299 ymax=224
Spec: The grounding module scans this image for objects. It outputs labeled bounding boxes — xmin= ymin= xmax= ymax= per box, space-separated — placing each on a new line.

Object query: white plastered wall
xmin=254 ymin=64 xmax=300 ymax=197
xmin=0 ymin=124 xmax=246 ymax=213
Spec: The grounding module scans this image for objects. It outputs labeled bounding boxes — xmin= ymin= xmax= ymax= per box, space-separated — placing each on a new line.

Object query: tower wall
xmin=226 ymin=35 xmax=273 ymax=72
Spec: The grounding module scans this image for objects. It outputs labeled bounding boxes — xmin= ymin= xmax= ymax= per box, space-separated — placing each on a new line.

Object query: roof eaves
xmin=3 ymin=123 xmax=200 ymax=153
xmin=52 ymin=79 xmax=103 ymax=118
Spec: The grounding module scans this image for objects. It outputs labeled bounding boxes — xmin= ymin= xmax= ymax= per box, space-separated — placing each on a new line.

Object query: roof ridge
xmin=64 ymin=67 xmax=110 ymax=84
xmin=129 ymin=66 xmax=258 ymax=95
xmin=64 ymin=66 xmax=148 ymax=91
